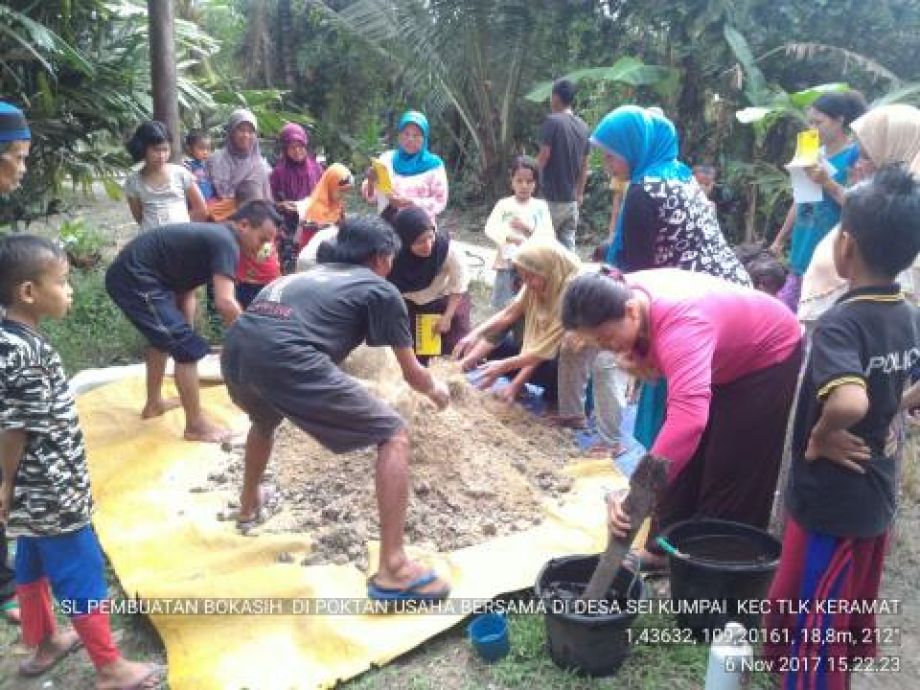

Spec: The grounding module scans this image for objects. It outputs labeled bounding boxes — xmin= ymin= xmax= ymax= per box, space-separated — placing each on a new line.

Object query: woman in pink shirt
xmin=562 ymin=268 xmax=803 ymax=568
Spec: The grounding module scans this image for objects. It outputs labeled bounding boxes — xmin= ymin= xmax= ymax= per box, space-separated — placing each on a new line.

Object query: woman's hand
xmin=388 ymin=193 xmax=413 ymax=209
xmin=805 ymin=427 xmax=871 ymax=473
xmin=806 ymin=163 xmax=830 ymax=187
xmin=509 ymin=217 xmax=532 ymax=235
xmin=769 ymin=238 xmax=784 ymax=257
xmin=435 ymin=313 xmax=453 ymax=335
xmin=605 ymin=492 xmax=632 ymax=540
xmin=475 ymin=360 xmax=509 ymax=390
xmin=453 ymin=332 xmax=480 ymax=360
xmin=495 ymin=381 xmax=521 ymax=405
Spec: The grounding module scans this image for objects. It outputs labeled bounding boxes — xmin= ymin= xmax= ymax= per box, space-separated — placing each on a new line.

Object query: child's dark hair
xmin=734 ymin=241 xmax=771 ymax=269
xmin=316 ymin=215 xmax=401 ymax=266
xmin=552 ymin=79 xmax=577 ymax=106
xmin=234 ymin=180 xmax=264 ymax=205
xmin=0 ymin=234 xmax=66 ymax=307
xmin=510 ymin=155 xmax=540 ymax=194
xmin=184 ymin=130 xmax=210 ymax=149
xmin=811 ymin=91 xmax=868 ymax=128
xmin=126 ymin=120 xmax=170 ymax=163
xmin=841 ymin=164 xmax=920 ymax=277
xmin=229 ymin=199 xmax=283 ymax=227
xmin=747 ymin=256 xmax=788 ymax=295
xmin=562 ymin=271 xmax=633 ymax=331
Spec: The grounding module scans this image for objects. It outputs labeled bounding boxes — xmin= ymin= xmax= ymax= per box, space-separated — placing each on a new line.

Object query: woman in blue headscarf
xmin=591 ymin=106 xmax=751 ymax=459
xmin=362 ymin=110 xmax=449 ymax=225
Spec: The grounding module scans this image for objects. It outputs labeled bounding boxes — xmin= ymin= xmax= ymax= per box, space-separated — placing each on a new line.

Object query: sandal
xmin=541 ymin=413 xmax=588 ymax=430
xmin=19 ymin=632 xmax=83 ymax=677
xmin=1 ymin=594 xmax=20 ymax=625
xmin=585 ymin=442 xmax=628 ymax=458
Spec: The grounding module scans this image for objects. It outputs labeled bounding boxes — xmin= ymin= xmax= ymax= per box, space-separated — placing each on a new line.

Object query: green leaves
xmin=524 ymin=57 xmax=679 ymax=103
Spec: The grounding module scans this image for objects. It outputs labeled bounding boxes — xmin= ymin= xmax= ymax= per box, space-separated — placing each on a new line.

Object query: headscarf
xmin=799 ymin=104 xmax=920 ymax=319
xmin=0 ymin=101 xmax=30 ymax=141
xmin=301 ymin=163 xmax=353 ymax=225
xmin=270 ymin=122 xmax=324 ymax=202
xmin=590 ymin=106 xmax=692 ymax=266
xmin=387 ymin=206 xmax=450 ymax=293
xmin=511 ymin=241 xmax=582 ymax=360
xmin=391 ymin=111 xmax=444 ymax=177
xmin=207 ymin=109 xmax=270 ymax=199
xmin=852 ymin=104 xmax=920 ymax=176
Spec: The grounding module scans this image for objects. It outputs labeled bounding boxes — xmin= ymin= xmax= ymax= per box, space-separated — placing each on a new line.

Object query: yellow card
xmin=415 ymin=314 xmax=442 ymax=357
xmin=370 ymin=157 xmax=394 ymax=196
xmin=789 ymin=129 xmax=820 ymax=167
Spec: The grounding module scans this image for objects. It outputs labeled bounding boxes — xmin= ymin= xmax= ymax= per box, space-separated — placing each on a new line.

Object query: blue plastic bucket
xmin=468 ymin=613 xmax=510 ymax=663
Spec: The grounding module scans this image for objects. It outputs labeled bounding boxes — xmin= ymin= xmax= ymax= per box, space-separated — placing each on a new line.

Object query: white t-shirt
xmin=124 ymin=163 xmax=195 ymax=232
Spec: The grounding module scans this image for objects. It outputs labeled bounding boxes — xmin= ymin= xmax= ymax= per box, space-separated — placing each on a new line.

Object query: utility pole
xmin=148 ymin=0 xmax=181 ymax=161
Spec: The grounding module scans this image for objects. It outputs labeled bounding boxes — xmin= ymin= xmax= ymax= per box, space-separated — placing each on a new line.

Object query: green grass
xmin=343 ymin=608 xmax=777 ymax=690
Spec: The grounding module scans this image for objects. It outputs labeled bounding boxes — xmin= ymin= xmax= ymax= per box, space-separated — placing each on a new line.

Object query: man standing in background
xmin=536 ymin=79 xmax=590 ymax=250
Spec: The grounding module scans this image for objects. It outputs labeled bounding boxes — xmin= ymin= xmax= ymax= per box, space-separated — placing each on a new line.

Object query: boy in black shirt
xmin=106 ymin=200 xmax=280 ymax=443
xmin=765 ymin=166 xmax=920 ymax=689
xmin=1 ymin=235 xmax=161 ymax=687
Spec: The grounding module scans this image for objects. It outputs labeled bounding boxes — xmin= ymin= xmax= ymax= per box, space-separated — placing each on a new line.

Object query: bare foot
xmin=373 ymin=558 xmax=450 ymax=595
xmin=141 ymin=397 xmax=181 ymax=419
xmin=97 ymin=659 xmax=163 ymax=689
xmin=19 ymin=628 xmax=81 ymax=676
xmin=184 ymin=419 xmax=230 ymax=444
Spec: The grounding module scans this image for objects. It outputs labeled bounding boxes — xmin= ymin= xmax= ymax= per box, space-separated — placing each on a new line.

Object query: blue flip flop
xmin=367 ymin=570 xmax=451 ymax=603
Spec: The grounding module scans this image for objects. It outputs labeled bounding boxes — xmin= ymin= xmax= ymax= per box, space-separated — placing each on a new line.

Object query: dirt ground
xmin=205 ymin=351 xmax=581 ymax=570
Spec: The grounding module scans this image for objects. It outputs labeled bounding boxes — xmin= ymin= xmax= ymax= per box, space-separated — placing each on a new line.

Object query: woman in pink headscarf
xmin=270 ymin=122 xmax=325 ymax=272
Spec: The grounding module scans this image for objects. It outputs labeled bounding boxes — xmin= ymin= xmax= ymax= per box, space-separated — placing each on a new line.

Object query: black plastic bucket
xmin=662 ymin=519 xmax=781 ymax=636
xmin=535 ymin=554 xmax=644 ymax=677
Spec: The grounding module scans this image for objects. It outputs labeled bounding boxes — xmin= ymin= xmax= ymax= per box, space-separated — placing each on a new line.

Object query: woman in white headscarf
xmin=799 ymin=104 xmax=920 ymax=326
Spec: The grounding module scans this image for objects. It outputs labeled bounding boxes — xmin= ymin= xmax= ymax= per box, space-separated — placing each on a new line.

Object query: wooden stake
xmin=581 ymin=454 xmax=669 ymax=601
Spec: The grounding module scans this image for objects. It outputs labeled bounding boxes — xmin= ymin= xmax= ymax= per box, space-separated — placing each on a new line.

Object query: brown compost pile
xmin=210 ymin=347 xmax=581 ymax=569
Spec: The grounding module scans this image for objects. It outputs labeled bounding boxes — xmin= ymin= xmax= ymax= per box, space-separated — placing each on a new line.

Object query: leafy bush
xmin=59 ymin=218 xmax=110 ymax=270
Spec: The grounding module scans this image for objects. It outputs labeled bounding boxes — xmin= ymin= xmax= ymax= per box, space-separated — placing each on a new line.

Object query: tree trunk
xmin=148 ymin=0 xmax=181 ymax=162
xmin=276 ymin=0 xmax=295 ymax=88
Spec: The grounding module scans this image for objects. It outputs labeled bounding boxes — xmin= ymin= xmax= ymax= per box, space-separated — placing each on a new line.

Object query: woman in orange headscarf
xmin=295 ymin=163 xmax=354 ymax=250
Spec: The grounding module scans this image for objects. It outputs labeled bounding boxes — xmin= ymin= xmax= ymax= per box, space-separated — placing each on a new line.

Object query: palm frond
xmin=781 ymin=43 xmax=901 ymax=85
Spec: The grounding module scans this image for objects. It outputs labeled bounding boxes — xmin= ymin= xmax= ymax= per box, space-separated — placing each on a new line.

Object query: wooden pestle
xmin=581 ymin=454 xmax=669 ymax=601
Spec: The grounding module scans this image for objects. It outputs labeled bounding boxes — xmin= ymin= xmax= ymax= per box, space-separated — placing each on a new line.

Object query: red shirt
xmin=236 ymin=245 xmax=281 ymax=285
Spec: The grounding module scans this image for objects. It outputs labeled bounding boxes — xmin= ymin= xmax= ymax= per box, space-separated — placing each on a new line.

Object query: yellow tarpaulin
xmin=78 ymin=377 xmax=627 ymax=689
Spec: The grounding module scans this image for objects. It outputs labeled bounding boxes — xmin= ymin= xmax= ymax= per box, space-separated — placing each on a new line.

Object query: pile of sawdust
xmin=212 ymin=347 xmax=581 ymax=570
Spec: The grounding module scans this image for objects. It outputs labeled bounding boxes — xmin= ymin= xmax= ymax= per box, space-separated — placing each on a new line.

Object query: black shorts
xmin=221 ymin=333 xmax=405 ymax=454
xmin=105 ymin=263 xmax=209 ymax=363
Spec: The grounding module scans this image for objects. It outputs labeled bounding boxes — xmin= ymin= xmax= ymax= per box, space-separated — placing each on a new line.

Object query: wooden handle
xmin=581 ymin=454 xmax=669 ymax=601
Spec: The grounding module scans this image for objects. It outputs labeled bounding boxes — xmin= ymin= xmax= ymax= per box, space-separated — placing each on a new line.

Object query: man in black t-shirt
xmin=536 ymin=79 xmax=590 ymax=250
xmin=765 ymin=167 xmax=920 ymax=687
xmin=105 ymin=200 xmax=280 ymax=443
xmin=221 ymin=216 xmax=452 ymax=604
